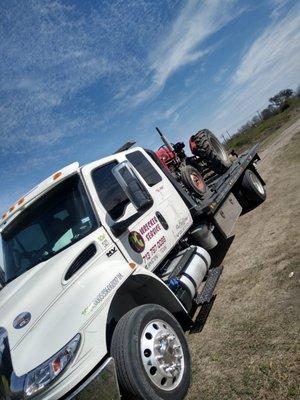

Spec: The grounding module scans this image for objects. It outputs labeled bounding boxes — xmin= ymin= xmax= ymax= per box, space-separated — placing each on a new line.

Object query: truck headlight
xmin=24 ymin=334 xmax=81 ymax=398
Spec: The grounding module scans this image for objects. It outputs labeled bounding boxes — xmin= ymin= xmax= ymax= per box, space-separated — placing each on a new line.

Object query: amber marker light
xmin=53 ymin=171 xmax=62 ymax=180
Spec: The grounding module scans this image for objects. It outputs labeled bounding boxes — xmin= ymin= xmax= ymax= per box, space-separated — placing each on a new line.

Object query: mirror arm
xmin=111 ymin=212 xmax=143 ymax=237
xmin=0 ymin=269 xmax=5 ymax=289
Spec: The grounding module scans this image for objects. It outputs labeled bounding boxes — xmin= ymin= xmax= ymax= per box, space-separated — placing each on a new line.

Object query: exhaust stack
xmin=156 ymin=127 xmax=174 ymax=153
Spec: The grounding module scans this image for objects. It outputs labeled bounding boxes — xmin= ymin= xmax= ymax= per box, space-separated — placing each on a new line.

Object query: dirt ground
xmin=187 ymin=118 xmax=300 ymax=399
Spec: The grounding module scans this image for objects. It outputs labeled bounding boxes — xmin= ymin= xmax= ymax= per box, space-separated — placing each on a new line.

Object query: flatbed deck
xmin=199 ymin=143 xmax=261 ymax=215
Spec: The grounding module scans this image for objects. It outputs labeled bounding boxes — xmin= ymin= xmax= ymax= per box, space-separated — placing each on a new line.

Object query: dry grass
xmin=226 ymin=98 xmax=300 ymax=153
xmin=187 ymin=118 xmax=300 ymax=399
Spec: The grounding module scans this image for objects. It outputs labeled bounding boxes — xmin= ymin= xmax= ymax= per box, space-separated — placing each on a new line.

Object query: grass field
xmin=226 ymin=98 xmax=300 ymax=152
xmin=187 ymin=114 xmax=300 ymax=399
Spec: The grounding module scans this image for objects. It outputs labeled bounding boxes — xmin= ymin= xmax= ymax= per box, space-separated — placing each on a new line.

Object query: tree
xmin=251 ymin=115 xmax=260 ymax=126
xmin=269 ymin=89 xmax=294 ymax=107
xmin=261 ymin=105 xmax=276 ymax=120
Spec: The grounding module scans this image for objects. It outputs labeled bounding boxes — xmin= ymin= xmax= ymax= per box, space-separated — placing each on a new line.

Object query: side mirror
xmin=112 ymin=161 xmax=153 ymax=212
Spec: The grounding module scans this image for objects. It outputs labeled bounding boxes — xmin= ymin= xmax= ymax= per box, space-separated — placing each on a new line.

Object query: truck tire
xmin=111 ymin=304 xmax=191 ymax=400
xmin=189 ymin=129 xmax=231 ymax=173
xmin=241 ymin=169 xmax=266 ymax=207
xmin=180 ymin=165 xmax=207 ymax=198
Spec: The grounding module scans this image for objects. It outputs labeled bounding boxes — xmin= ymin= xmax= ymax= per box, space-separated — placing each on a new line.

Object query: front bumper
xmin=65 ymin=357 xmax=120 ymax=400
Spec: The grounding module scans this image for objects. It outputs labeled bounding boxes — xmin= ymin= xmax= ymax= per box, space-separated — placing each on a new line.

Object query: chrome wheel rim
xmin=249 ymin=172 xmax=265 ymax=195
xmin=210 ymin=136 xmax=229 ymax=164
xmin=140 ymin=319 xmax=185 ymax=391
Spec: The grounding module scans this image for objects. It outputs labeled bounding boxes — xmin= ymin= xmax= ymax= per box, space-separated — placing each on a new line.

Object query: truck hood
xmin=0 ymin=231 xmax=121 ymax=376
xmin=0 ymin=251 xmax=70 ymax=349
xmin=0 ymin=227 xmax=128 ymax=376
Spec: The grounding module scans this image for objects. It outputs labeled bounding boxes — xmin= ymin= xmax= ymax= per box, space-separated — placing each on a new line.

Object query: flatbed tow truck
xmin=0 ymin=129 xmax=266 ymax=400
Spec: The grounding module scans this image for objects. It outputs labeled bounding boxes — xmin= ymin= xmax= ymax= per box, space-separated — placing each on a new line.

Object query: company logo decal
xmin=98 ymin=233 xmax=110 ymax=250
xmin=128 ymin=231 xmax=145 ymax=253
xmin=13 ymin=312 xmax=31 ymax=329
xmin=106 ymin=247 xmax=117 ymax=257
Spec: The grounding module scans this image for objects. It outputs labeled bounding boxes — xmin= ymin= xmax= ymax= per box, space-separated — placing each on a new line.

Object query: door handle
xmin=156 ymin=211 xmax=169 ymax=230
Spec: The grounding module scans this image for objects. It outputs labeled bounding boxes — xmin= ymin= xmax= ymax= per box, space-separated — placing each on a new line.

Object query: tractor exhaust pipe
xmin=156 ymin=127 xmax=174 ymax=153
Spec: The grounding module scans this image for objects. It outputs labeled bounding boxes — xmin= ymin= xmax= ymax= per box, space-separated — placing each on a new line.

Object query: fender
xmin=106 ymin=268 xmax=192 ymax=351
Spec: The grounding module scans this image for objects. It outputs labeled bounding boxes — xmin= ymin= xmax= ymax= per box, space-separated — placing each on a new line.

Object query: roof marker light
xmin=18 ymin=197 xmax=25 ymax=206
xmin=53 ymin=172 xmax=62 ymax=181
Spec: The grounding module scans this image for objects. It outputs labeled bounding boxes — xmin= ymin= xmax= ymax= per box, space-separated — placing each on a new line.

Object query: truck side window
xmin=92 ymin=161 xmax=130 ymax=220
xmin=126 ymin=151 xmax=162 ymax=187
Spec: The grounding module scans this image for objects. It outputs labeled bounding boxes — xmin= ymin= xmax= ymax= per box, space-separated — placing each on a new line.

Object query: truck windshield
xmin=1 ymin=174 xmax=97 ymax=284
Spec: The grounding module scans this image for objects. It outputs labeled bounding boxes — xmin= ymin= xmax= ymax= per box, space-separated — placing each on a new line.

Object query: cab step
xmin=195 ymin=265 xmax=223 ymax=305
xmin=189 ymin=266 xmax=223 ymax=334
xmin=190 ymin=295 xmax=216 ymax=334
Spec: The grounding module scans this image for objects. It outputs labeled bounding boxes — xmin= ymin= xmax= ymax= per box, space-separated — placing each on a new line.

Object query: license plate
xmin=214 ymin=193 xmax=242 ymax=238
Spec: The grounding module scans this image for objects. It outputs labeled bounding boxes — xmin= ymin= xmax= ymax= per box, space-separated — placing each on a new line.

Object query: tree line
xmin=234 ymin=86 xmax=300 ymax=136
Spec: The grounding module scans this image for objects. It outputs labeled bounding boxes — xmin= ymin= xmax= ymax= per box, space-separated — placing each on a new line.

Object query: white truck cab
xmin=0 ymin=141 xmax=266 ymax=400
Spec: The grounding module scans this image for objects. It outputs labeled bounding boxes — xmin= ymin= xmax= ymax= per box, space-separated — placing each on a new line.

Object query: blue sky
xmin=0 ymin=0 xmax=299 ymax=215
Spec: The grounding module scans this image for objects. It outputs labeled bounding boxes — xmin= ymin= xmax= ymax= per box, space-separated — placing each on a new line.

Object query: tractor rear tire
xmin=190 ymin=129 xmax=231 ymax=174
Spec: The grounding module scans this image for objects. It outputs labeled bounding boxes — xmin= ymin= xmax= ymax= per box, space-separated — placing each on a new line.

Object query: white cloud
xmin=140 ymin=94 xmax=194 ymax=128
xmin=212 ymin=5 xmax=300 ymax=133
xmin=132 ymin=0 xmax=241 ymax=105
xmin=0 ymin=1 xmax=116 ymax=155
xmin=0 ymin=0 xmax=163 ymax=155
xmin=270 ymin=0 xmax=290 ymax=18
xmin=214 ymin=67 xmax=228 ymax=83
xmin=234 ymin=8 xmax=300 ymax=86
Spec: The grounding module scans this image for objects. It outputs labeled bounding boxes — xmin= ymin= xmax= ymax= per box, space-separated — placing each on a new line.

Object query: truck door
xmin=81 ymin=148 xmax=193 ymax=271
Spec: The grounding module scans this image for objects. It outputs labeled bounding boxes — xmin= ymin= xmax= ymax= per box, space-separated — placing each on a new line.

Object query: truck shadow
xmin=209 ymin=235 xmax=235 ymax=268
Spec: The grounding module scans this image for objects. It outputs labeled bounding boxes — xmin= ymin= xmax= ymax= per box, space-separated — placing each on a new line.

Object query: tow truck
xmin=0 ymin=128 xmax=266 ymax=400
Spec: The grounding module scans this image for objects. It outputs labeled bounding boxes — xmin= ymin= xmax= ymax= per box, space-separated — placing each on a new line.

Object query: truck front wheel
xmin=111 ymin=304 xmax=191 ymax=400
